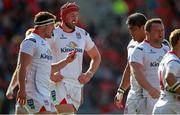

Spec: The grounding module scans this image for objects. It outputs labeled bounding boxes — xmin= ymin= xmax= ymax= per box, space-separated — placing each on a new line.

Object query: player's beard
xmin=65 ymin=22 xmax=75 ymax=30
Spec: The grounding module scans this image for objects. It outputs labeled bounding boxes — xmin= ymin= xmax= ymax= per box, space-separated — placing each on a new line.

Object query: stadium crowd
xmin=0 ymin=0 xmax=179 ymax=113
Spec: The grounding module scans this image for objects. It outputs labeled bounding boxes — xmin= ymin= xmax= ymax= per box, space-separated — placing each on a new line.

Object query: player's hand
xmin=78 ymin=72 xmax=92 ymax=84
xmin=6 ymin=88 xmax=14 ymax=100
xmin=148 ymin=87 xmax=160 ymax=99
xmin=66 ymin=50 xmax=77 ymax=63
xmin=50 ymin=72 xmax=64 ymax=82
xmin=114 ymin=92 xmax=124 ymax=108
xmin=17 ymin=89 xmax=26 ymax=106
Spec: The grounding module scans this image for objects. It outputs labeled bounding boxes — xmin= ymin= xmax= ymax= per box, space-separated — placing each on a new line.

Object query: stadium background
xmin=0 ymin=0 xmax=179 ymax=113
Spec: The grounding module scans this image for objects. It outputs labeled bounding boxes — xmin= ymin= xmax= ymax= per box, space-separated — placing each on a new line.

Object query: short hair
xmin=25 ymin=28 xmax=34 ymax=36
xmin=126 ymin=13 xmax=147 ymax=27
xmin=34 ymin=11 xmax=56 ymax=27
xmin=169 ymin=29 xmax=180 ymax=47
xmin=144 ymin=18 xmax=163 ymax=32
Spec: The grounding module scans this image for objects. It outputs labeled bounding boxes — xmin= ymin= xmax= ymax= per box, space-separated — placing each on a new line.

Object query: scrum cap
xmin=60 ymin=2 xmax=79 ymax=21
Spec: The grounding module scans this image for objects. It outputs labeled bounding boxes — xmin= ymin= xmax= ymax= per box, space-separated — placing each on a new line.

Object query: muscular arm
xmin=78 ymin=45 xmax=101 ymax=84
xmin=119 ymin=63 xmax=130 ymax=90
xmin=51 ymin=59 xmax=69 ymax=75
xmin=166 ymin=72 xmax=180 ymax=94
xmin=8 ymin=67 xmax=18 ymax=90
xmin=51 ymin=51 xmax=76 ymax=74
xmin=6 ymin=66 xmax=19 ymax=99
xmin=17 ymin=52 xmax=32 ymax=105
xmin=130 ymin=62 xmax=160 ymax=98
xmin=50 ymin=51 xmax=76 ymax=82
xmin=114 ymin=63 xmax=130 ymax=108
xmin=86 ymin=45 xmax=101 ymax=77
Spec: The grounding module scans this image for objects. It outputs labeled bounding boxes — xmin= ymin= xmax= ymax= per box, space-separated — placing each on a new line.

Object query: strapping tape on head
xmin=34 ymin=18 xmax=55 ymax=27
xmin=60 ymin=2 xmax=79 ymax=21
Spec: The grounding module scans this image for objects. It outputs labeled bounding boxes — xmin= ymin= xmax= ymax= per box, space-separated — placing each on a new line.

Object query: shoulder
xmin=75 ymin=26 xmax=89 ymax=36
xmin=167 ymin=54 xmax=180 ymax=65
xmin=23 ymin=34 xmax=37 ymax=43
xmin=127 ymin=39 xmax=138 ymax=49
xmin=134 ymin=41 xmax=146 ymax=51
xmin=24 ymin=38 xmax=36 ymax=43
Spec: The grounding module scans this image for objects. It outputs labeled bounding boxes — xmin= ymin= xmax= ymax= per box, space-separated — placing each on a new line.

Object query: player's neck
xmin=33 ymin=29 xmax=46 ymax=39
xmin=60 ymin=22 xmax=75 ymax=33
xmin=145 ymin=39 xmax=162 ymax=48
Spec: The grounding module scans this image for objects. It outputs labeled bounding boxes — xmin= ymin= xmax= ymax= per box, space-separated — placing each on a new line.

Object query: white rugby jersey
xmin=127 ymin=39 xmax=142 ymax=97
xmin=48 ymin=26 xmax=94 ymax=84
xmin=19 ymin=33 xmax=53 ymax=96
xmin=129 ymin=40 xmax=169 ymax=96
xmin=158 ymin=51 xmax=180 ymax=93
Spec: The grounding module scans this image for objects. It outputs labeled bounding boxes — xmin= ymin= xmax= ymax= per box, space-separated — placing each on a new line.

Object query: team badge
xmin=67 ymin=41 xmax=78 ymax=49
xmin=76 ymin=32 xmax=81 ymax=39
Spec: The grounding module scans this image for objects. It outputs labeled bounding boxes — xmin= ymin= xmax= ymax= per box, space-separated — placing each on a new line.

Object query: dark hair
xmin=126 ymin=13 xmax=147 ymax=27
xmin=34 ymin=11 xmax=56 ymax=26
xmin=169 ymin=29 xmax=180 ymax=47
xmin=144 ymin=18 xmax=163 ymax=32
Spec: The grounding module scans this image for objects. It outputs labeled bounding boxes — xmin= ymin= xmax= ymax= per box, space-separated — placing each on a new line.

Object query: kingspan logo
xmin=40 ymin=49 xmax=53 ymax=60
xmin=40 ymin=54 xmax=53 ymax=60
xmin=150 ymin=61 xmax=159 ymax=67
xmin=150 ymin=56 xmax=163 ymax=67
xmin=61 ymin=41 xmax=83 ymax=53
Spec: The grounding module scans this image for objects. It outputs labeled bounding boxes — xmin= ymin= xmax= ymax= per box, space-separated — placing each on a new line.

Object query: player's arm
xmin=130 ymin=62 xmax=160 ymax=98
xmin=6 ymin=66 xmax=19 ymax=99
xmin=119 ymin=63 xmax=130 ymax=90
xmin=78 ymin=45 xmax=101 ymax=84
xmin=165 ymin=72 xmax=180 ymax=94
xmin=165 ymin=61 xmax=180 ymax=94
xmin=6 ymin=28 xmax=34 ymax=100
xmin=50 ymin=51 xmax=76 ymax=82
xmin=86 ymin=45 xmax=101 ymax=76
xmin=17 ymin=52 xmax=32 ymax=106
xmin=114 ymin=63 xmax=130 ymax=108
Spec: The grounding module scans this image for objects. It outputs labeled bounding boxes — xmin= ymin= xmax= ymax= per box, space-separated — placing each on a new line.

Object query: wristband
xmin=117 ymin=87 xmax=125 ymax=94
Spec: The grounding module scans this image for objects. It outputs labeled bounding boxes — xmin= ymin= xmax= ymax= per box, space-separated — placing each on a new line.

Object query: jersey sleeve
xmin=84 ymin=31 xmax=95 ymax=51
xmin=129 ymin=46 xmax=144 ymax=65
xmin=20 ymin=38 xmax=36 ymax=56
xmin=166 ymin=60 xmax=180 ymax=77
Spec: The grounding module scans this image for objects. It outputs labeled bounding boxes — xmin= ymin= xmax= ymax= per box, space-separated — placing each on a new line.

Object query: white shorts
xmin=143 ymin=97 xmax=158 ymax=114
xmin=50 ymin=80 xmax=83 ymax=110
xmin=16 ymin=91 xmax=54 ymax=113
xmin=153 ymin=94 xmax=180 ymax=114
xmin=124 ymin=94 xmax=145 ymax=114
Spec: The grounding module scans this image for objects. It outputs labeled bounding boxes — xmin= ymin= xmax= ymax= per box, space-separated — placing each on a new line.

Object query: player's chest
xmin=144 ymin=48 xmax=167 ymax=67
xmin=36 ymin=41 xmax=53 ymax=60
xmin=57 ymin=32 xmax=85 ymax=46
